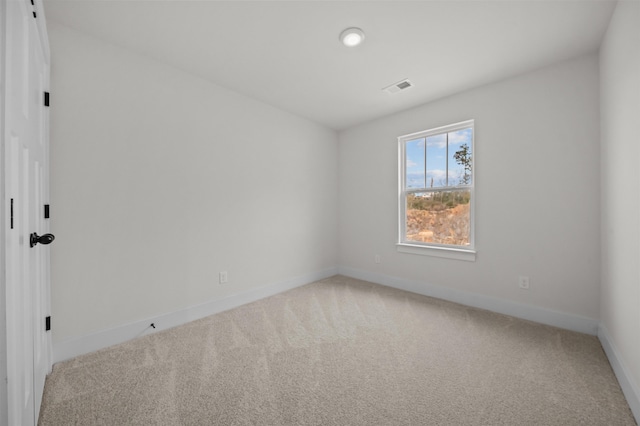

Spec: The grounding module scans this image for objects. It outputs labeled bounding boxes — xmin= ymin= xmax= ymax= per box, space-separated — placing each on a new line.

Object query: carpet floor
xmin=38 ymin=275 xmax=636 ymax=425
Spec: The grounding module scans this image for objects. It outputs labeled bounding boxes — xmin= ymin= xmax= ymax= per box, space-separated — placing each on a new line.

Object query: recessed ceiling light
xmin=339 ymin=27 xmax=365 ymax=47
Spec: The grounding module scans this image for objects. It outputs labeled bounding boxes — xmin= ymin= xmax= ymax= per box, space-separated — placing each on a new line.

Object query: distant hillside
xmin=406 ymin=203 xmax=470 ymax=246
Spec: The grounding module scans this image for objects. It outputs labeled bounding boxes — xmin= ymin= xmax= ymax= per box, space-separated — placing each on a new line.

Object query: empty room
xmin=1 ymin=0 xmax=639 ymax=424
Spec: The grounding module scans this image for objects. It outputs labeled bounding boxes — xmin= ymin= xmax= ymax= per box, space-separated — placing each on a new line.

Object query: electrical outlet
xmin=374 ymin=254 xmax=381 ymax=264
xmin=219 ymin=271 xmax=228 ymax=284
xmin=518 ymin=276 xmax=530 ymax=290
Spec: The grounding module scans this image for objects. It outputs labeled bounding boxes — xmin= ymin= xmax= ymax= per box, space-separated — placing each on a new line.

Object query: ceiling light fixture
xmin=339 ymin=27 xmax=365 ymax=47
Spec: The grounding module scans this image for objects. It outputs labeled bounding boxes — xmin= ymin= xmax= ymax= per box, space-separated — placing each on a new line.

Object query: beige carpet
xmin=39 ymin=275 xmax=636 ymax=425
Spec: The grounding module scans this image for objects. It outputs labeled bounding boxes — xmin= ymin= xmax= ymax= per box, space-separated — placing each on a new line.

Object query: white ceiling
xmin=43 ymin=0 xmax=616 ymax=131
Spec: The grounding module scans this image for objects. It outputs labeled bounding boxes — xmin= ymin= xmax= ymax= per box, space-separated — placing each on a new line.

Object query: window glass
xmin=448 ymin=128 xmax=473 ymax=186
xmin=405 ymin=138 xmax=425 ymax=189
xmin=426 ymin=134 xmax=447 ymax=188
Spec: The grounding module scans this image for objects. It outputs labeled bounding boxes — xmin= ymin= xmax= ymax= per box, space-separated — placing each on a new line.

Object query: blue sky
xmin=406 ymin=127 xmax=472 ymax=189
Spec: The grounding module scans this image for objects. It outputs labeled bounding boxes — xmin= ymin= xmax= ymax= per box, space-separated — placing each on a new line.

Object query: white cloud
xmin=426 ymin=169 xmax=446 ymax=179
xmin=407 ymin=138 xmax=425 ymax=148
xmin=426 ymin=134 xmax=446 ymax=149
xmin=423 ymin=128 xmax=472 ymax=150
xmin=448 ymin=128 xmax=472 ymax=147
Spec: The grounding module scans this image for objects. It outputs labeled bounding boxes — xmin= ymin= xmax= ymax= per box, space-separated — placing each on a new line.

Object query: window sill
xmin=396 ymin=243 xmax=476 ymax=262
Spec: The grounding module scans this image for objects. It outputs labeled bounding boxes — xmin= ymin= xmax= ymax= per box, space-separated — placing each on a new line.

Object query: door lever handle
xmin=30 ymin=233 xmax=55 ymax=248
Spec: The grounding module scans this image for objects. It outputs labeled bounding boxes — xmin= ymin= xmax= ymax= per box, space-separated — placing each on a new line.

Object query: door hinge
xmin=44 ymin=204 xmax=50 ymax=219
xmin=44 ymin=92 xmax=50 ymax=107
xmin=10 ymin=198 xmax=14 ymax=229
xmin=45 ymin=316 xmax=51 ymax=331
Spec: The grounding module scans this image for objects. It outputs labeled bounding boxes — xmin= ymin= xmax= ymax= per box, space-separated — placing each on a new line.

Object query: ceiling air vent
xmin=382 ymin=79 xmax=413 ymax=95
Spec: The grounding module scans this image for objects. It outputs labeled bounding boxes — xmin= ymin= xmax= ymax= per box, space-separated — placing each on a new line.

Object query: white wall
xmin=48 ymin=22 xmax=338 ymax=347
xmin=599 ymin=0 xmax=640 ymax=418
xmin=338 ymin=54 xmax=601 ymax=326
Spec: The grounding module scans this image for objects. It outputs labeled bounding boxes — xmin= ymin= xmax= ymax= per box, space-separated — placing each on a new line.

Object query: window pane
xmin=447 ymin=128 xmax=473 ymax=186
xmin=426 ymin=134 xmax=447 ymax=188
xmin=405 ymin=190 xmax=471 ymax=246
xmin=405 ymin=138 xmax=425 ymax=189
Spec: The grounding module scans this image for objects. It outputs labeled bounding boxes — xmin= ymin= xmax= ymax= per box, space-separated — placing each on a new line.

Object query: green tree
xmin=453 ymin=143 xmax=472 ymax=185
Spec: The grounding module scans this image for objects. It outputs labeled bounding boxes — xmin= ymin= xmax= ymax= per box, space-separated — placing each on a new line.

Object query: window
xmin=398 ymin=120 xmax=475 ymax=260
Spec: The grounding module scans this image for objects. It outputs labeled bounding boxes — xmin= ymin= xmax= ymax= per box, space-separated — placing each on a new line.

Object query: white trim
xmin=399 ymin=119 xmax=475 ymax=141
xmin=598 ymin=324 xmax=640 ymax=423
xmin=397 ymin=243 xmax=476 ymax=261
xmin=338 ymin=266 xmax=599 ymax=335
xmin=53 ymin=267 xmax=338 ymax=363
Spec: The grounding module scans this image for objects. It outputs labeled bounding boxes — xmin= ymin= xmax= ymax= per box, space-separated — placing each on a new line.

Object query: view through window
xmin=399 ymin=120 xmax=474 ymax=250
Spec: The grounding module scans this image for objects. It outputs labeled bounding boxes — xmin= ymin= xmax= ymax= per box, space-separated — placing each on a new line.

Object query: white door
xmin=4 ymin=0 xmax=52 ymax=424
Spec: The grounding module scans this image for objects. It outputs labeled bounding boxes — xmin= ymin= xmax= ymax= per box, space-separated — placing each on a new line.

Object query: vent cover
xmin=382 ymin=79 xmax=414 ymax=94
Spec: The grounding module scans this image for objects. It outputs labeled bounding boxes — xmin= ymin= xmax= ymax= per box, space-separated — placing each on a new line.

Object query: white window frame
xmin=397 ymin=119 xmax=476 ymax=262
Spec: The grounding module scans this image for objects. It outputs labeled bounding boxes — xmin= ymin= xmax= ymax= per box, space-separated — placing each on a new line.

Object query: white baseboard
xmin=53 ymin=267 xmax=338 ymax=363
xmin=338 ymin=266 xmax=599 ymax=335
xmin=598 ymin=324 xmax=640 ymax=423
